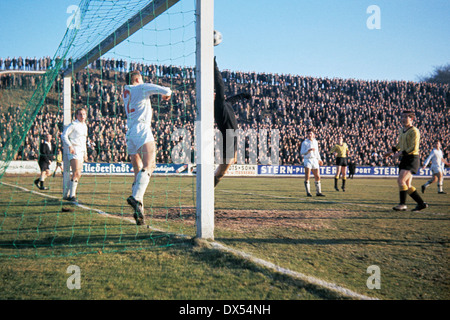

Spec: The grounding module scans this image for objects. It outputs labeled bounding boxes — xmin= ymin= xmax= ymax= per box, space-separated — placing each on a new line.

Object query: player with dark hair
xmin=384 ymin=110 xmax=427 ymax=211
xmin=34 ymin=133 xmax=53 ymax=190
xmin=300 ymin=128 xmax=325 ymax=197
xmin=330 ymin=136 xmax=350 ymax=192
xmin=123 ymin=70 xmax=172 ymax=225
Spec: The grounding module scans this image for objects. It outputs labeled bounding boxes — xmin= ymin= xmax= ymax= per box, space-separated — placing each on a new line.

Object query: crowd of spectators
xmin=1 ymin=56 xmax=449 ymax=167
xmin=0 ymin=56 xmax=53 ymax=72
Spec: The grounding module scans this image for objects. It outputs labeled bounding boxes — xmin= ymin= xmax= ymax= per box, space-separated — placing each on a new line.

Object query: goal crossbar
xmin=63 ymin=0 xmax=180 ymax=76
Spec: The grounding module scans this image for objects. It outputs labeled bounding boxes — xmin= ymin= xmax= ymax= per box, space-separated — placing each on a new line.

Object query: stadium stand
xmin=1 ymin=56 xmax=449 ymax=167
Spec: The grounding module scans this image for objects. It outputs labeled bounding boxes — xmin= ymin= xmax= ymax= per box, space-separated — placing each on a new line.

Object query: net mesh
xmin=0 ymin=0 xmax=197 ymax=258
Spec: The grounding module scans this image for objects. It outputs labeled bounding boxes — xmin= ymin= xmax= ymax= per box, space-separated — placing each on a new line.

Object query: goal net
xmin=0 ymin=0 xmax=206 ymax=258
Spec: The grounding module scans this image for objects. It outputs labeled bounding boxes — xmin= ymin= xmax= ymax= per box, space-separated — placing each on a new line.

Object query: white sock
xmin=70 ymin=180 xmax=78 ymax=197
xmin=315 ymin=181 xmax=322 ymax=193
xmin=304 ymin=181 xmax=310 ymax=194
xmin=67 ymin=180 xmax=73 ymax=197
xmin=438 ymin=184 xmax=443 ymax=192
xmin=133 ymin=170 xmax=150 ymax=203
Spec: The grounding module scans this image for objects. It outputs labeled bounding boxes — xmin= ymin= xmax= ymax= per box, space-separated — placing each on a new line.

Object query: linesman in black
xmin=214 ymin=57 xmax=250 ymax=187
xmin=34 ymin=134 xmax=53 ymax=190
xmin=383 ymin=110 xmax=427 ymax=211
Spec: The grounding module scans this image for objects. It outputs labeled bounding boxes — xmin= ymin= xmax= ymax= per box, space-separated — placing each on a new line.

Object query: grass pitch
xmin=0 ymin=174 xmax=449 ymax=300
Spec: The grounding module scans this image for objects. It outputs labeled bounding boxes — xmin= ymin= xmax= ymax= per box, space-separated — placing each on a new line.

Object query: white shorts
xmin=304 ymin=157 xmax=320 ymax=170
xmin=430 ymin=165 xmax=443 ymax=175
xmin=127 ymin=123 xmax=154 ymax=155
xmin=68 ymin=146 xmax=86 ymax=162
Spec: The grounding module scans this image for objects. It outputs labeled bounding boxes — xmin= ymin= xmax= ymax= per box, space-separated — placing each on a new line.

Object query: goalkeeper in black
xmin=383 ymin=110 xmax=427 ymax=211
xmin=34 ymin=133 xmax=53 ymax=190
xmin=213 ymin=57 xmax=250 ymax=187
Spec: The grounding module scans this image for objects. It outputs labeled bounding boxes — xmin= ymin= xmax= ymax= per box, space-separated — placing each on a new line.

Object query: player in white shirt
xmin=123 ymin=70 xmax=172 ymax=225
xmin=61 ymin=107 xmax=88 ymax=201
xmin=300 ymin=128 xmax=325 ymax=197
xmin=421 ymin=140 xmax=449 ymax=194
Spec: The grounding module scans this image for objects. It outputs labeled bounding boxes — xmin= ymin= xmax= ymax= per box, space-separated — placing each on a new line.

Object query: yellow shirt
xmin=330 ymin=143 xmax=349 ymax=157
xmin=395 ymin=126 xmax=420 ymax=155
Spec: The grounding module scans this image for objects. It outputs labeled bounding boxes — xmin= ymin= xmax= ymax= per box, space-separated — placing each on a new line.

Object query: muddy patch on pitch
xmin=151 ymin=207 xmax=352 ymax=232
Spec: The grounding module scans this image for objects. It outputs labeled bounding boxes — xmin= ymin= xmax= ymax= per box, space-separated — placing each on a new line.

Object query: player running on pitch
xmin=123 ymin=70 xmax=172 ymax=225
xmin=421 ymin=140 xmax=449 ymax=194
xmin=34 ymin=133 xmax=54 ymax=191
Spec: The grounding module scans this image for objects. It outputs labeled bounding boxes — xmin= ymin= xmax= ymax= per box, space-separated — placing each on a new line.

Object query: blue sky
xmin=0 ymin=0 xmax=449 ymax=82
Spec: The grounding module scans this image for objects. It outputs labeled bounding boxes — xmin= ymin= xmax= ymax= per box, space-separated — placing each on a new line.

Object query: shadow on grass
xmin=175 ymin=242 xmax=352 ymax=300
xmin=216 ymin=236 xmax=448 ymax=247
xmin=0 ymin=236 xmax=190 ymax=262
xmin=0 ymin=197 xmax=193 ymax=256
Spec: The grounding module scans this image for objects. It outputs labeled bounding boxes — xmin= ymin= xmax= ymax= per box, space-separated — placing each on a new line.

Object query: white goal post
xmin=195 ymin=0 xmax=215 ymax=240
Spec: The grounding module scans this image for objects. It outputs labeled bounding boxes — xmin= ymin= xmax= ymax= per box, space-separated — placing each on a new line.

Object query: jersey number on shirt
xmin=123 ymin=90 xmax=135 ymax=114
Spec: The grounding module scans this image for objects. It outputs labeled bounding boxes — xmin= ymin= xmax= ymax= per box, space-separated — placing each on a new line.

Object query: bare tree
xmin=418 ymin=63 xmax=450 ymax=85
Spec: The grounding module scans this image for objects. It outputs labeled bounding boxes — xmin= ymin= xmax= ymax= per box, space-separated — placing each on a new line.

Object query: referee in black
xmin=34 ymin=134 xmax=53 ymax=191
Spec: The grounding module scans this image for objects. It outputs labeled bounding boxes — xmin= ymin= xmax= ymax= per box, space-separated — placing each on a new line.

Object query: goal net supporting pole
xmin=63 ymin=76 xmax=72 ymax=198
xmin=195 ymin=0 xmax=215 ymax=240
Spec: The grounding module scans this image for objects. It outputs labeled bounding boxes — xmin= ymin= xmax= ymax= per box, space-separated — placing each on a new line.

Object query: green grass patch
xmin=0 ymin=175 xmax=448 ymax=300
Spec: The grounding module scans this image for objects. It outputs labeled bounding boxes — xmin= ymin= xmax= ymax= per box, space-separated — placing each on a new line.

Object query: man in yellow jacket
xmin=384 ymin=110 xmax=427 ymax=211
xmin=330 ymin=136 xmax=350 ymax=192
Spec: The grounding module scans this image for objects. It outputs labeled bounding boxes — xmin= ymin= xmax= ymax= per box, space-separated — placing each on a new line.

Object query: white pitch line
xmin=1 ymin=181 xmax=136 ymax=225
xmin=1 ymin=181 xmax=379 ymax=300
xmin=211 ymin=241 xmax=378 ymax=300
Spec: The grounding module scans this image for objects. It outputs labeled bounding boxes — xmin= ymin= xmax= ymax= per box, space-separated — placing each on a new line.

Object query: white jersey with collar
xmin=424 ymin=148 xmax=444 ymax=169
xmin=300 ymin=138 xmax=321 ymax=161
xmin=123 ymin=83 xmax=172 ymax=129
xmin=62 ymin=119 xmax=87 ymax=153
